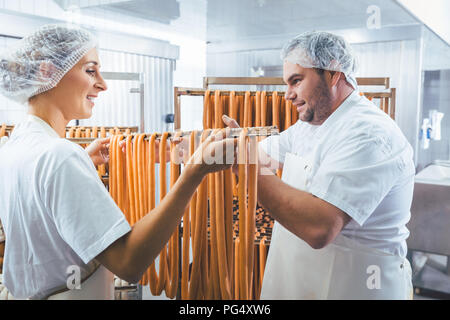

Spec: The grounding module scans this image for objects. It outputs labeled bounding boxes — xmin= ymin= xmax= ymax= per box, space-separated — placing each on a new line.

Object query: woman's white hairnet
xmin=0 ymin=24 xmax=97 ymax=104
xmin=281 ymin=31 xmax=358 ymax=89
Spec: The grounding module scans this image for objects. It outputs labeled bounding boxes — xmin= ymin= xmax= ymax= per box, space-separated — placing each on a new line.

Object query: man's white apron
xmin=260 ymin=152 xmax=413 ymax=300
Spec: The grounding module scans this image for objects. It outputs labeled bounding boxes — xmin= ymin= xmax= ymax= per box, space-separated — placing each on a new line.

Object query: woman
xmin=0 ymin=24 xmax=234 ymax=299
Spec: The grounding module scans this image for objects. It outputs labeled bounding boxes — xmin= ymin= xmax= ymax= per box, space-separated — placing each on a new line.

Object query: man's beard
xmin=300 ymin=78 xmax=333 ymax=124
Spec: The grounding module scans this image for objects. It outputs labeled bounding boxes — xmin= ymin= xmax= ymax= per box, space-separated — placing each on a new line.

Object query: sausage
xmin=189 ymin=129 xmax=210 ymax=299
xmin=229 ymin=91 xmax=239 ymax=198
xmin=272 ymin=91 xmax=280 ymax=130
xmin=98 ymin=128 xmax=107 ymax=177
xmin=180 ymin=131 xmax=197 ymax=299
xmin=132 ymin=134 xmax=141 ymax=225
xmin=115 ymin=135 xmax=125 ymax=218
xmin=260 ymin=91 xmax=267 ymax=126
xmin=148 ymin=133 xmax=159 ymax=295
xmin=155 ymin=132 xmax=169 ymax=295
xmin=234 ymin=238 xmax=239 ymax=299
xmin=203 ymin=90 xmax=211 ymax=129
xmin=136 ymin=134 xmax=146 ymax=223
xmin=284 ymin=98 xmax=292 ymax=131
xmin=0 ymin=124 xmax=6 ymax=137
xmin=235 ymin=95 xmax=242 ymax=127
xmin=215 ymin=168 xmax=232 ymax=299
xmin=207 ymin=153 xmax=220 ymax=299
xmin=132 ymin=134 xmax=147 ymax=286
xmin=214 ymin=90 xmax=223 ymax=129
xmin=255 ymin=92 xmax=261 ymax=127
xmin=246 ymin=136 xmax=258 ymax=299
xmin=243 ymin=91 xmax=251 ymax=127
xmin=165 ymin=133 xmax=181 ymax=298
xmin=238 ymin=128 xmax=248 ymax=299
xmin=108 ymin=135 xmax=117 ymax=202
xmin=258 ymin=236 xmax=267 ymax=299
xmin=125 ymin=135 xmax=136 ymax=225
xmin=224 ymin=167 xmax=234 ymax=283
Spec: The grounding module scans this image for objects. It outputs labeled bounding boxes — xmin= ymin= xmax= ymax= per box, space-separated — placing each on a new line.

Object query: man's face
xmin=283 ymin=60 xmax=333 ymax=125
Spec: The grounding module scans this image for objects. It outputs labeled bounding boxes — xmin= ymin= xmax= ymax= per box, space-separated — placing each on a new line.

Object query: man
xmin=223 ymin=31 xmax=415 ymax=299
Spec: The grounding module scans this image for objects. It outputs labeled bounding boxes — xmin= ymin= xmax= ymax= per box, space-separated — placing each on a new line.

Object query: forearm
xmin=257 ymin=172 xmax=338 ymax=249
xmin=100 ymin=165 xmax=203 ymax=282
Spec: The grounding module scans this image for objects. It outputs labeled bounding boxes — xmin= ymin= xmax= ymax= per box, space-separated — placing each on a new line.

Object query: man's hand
xmin=222 ymin=114 xmax=281 ymax=175
xmin=86 ymin=137 xmax=110 ymax=167
xmin=222 ymin=115 xmax=240 ymax=129
xmin=222 ymin=115 xmax=240 ymax=175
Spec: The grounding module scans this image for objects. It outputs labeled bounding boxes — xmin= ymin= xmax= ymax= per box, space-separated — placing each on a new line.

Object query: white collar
xmin=27 ymin=114 xmax=61 ymax=138
xmin=314 ymin=90 xmax=361 ymax=139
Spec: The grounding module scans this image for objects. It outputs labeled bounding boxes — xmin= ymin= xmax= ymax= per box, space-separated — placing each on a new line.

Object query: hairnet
xmin=0 ymin=24 xmax=97 ymax=104
xmin=281 ymin=31 xmax=358 ymax=89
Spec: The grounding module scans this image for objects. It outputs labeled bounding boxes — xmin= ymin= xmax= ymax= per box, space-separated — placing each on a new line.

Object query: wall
xmin=416 ymin=28 xmax=450 ymax=170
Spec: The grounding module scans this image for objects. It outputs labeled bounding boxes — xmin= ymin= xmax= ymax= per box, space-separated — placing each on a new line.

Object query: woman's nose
xmin=95 ymin=74 xmax=108 ymax=91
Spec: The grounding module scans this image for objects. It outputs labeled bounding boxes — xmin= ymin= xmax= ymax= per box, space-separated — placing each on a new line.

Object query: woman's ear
xmin=39 ymin=61 xmax=56 ymax=80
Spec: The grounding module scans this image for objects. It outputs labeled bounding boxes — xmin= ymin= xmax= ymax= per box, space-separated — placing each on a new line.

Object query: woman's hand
xmin=86 ymin=137 xmax=110 ymax=166
xmin=185 ymin=129 xmax=237 ymax=178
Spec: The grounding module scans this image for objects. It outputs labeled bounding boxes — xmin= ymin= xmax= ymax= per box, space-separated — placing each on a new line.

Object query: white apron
xmin=47 ymin=264 xmax=114 ymax=300
xmin=260 ymin=152 xmax=413 ymax=300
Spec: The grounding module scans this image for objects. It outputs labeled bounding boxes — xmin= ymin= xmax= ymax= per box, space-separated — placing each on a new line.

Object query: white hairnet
xmin=281 ymin=31 xmax=358 ymax=89
xmin=0 ymin=24 xmax=97 ymax=104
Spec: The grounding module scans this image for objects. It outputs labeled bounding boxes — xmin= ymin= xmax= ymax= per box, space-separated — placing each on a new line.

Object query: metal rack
xmin=174 ymin=76 xmax=397 ymax=129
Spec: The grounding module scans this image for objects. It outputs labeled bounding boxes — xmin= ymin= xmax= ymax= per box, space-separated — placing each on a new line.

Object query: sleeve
xmin=43 ymin=148 xmax=131 ymax=264
xmin=258 ymin=123 xmax=296 ymax=164
xmin=308 ymin=130 xmax=406 ymax=226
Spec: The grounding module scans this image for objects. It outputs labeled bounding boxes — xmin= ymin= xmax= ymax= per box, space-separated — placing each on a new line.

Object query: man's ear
xmin=39 ymin=61 xmax=56 ymax=80
xmin=329 ymin=71 xmax=342 ymax=87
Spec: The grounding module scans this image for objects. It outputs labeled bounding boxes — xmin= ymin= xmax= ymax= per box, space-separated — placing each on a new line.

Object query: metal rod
xmin=67 ymin=126 xmax=280 ymax=144
xmin=175 ymin=87 xmax=394 ymax=99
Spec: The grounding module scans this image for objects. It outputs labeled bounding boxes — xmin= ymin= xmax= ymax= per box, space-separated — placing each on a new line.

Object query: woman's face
xmin=45 ymin=48 xmax=107 ymax=120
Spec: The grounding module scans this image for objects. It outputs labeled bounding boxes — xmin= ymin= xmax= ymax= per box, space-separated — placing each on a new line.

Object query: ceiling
xmin=52 ymin=0 xmax=420 ymax=43
xmin=206 ymin=0 xmax=419 ymax=43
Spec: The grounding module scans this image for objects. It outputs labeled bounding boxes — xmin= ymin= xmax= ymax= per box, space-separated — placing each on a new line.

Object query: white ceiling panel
xmin=206 ymin=0 xmax=419 ymax=43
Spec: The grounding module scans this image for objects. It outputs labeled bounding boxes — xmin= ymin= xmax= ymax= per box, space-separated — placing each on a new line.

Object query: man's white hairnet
xmin=281 ymin=31 xmax=358 ymax=89
xmin=0 ymin=24 xmax=97 ymax=104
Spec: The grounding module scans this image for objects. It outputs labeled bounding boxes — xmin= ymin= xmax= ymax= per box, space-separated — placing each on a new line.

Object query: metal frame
xmin=203 ymin=76 xmax=391 ymax=89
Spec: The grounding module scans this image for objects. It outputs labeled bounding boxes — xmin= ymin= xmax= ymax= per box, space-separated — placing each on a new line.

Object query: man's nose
xmin=285 ymin=87 xmax=296 ymax=100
